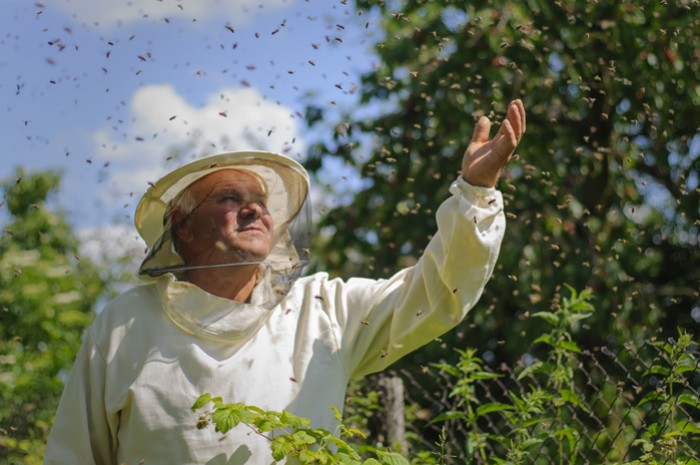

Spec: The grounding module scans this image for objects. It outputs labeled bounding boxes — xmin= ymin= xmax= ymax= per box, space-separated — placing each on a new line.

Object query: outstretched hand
xmin=462 ymin=99 xmax=526 ymax=188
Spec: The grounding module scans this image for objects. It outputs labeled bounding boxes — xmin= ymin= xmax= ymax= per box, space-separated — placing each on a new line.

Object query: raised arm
xmin=335 ymin=100 xmax=527 ymax=378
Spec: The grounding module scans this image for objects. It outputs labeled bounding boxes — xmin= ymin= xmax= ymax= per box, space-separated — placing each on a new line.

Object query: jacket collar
xmin=156 ymin=272 xmax=274 ymax=343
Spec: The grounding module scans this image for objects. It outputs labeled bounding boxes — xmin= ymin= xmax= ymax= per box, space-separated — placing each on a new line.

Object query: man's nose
xmin=239 ymin=201 xmax=263 ymax=219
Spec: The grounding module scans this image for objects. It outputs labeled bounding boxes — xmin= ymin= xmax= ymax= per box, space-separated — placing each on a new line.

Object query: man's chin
xmin=226 ymin=249 xmax=271 ymax=264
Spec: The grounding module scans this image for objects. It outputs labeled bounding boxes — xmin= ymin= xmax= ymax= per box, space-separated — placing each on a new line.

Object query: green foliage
xmin=426 ymin=286 xmax=698 ymax=464
xmin=306 ymin=0 xmax=700 ymax=367
xmin=0 ymin=169 xmax=106 ymax=464
xmin=192 ymin=394 xmax=410 ymax=465
xmin=431 ymin=348 xmax=508 ymax=463
xmin=521 ymin=285 xmax=594 ymax=394
xmin=426 ymin=286 xmax=592 ymax=464
xmin=343 ymin=378 xmax=385 ymax=454
xmin=623 ymin=330 xmax=700 ymax=465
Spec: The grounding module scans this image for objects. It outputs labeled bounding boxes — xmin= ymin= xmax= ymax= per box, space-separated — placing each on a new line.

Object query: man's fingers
xmin=470 ymin=116 xmax=492 ymax=145
xmin=517 ymin=100 xmax=526 ymax=135
xmin=509 ymin=99 xmax=526 ymax=139
xmin=503 ymin=101 xmax=524 ymax=141
xmin=508 ymin=102 xmax=523 ymax=139
xmin=491 ymin=118 xmax=514 ymax=154
xmin=468 ymin=101 xmax=523 ymax=158
xmin=501 ymin=118 xmax=517 ymax=153
xmin=495 ymin=111 xmax=517 ymax=147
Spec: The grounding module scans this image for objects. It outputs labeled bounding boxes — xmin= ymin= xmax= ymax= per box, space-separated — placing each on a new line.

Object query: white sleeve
xmin=44 ymin=329 xmax=117 ymax=465
xmin=336 ymin=177 xmax=505 ymax=378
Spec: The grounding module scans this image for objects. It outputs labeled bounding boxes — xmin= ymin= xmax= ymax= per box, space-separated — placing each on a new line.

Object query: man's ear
xmin=171 ymin=208 xmax=193 ymax=244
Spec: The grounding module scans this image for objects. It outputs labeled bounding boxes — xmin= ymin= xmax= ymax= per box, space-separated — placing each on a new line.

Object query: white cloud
xmin=51 ymin=0 xmax=293 ymax=29
xmin=93 ymin=83 xmax=305 ymax=202
xmin=78 ymin=223 xmax=145 ymax=265
xmin=78 ymin=224 xmax=147 ymax=289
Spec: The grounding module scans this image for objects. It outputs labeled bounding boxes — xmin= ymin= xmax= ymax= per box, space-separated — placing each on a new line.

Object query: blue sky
xmin=1 ymin=0 xmax=378 ymax=259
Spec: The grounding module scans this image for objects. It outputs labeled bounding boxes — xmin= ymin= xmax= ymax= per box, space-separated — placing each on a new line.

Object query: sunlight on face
xmin=176 ymin=169 xmax=274 ymax=266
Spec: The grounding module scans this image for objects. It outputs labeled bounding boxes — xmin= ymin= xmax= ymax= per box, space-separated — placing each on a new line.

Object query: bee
xmin=196 ymin=416 xmax=210 ymax=430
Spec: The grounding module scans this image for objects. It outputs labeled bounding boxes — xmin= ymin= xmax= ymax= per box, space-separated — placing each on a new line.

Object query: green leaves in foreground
xmin=192 ymin=395 xmax=409 ymax=465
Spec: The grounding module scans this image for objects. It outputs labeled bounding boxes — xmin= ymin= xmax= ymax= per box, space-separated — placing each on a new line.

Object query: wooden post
xmin=378 ymin=375 xmax=408 ymax=455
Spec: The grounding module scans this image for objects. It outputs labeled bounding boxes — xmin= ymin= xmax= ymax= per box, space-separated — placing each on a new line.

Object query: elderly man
xmin=45 ymin=100 xmax=525 ymax=464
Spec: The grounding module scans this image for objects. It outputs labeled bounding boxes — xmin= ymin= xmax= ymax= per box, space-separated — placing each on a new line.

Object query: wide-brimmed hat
xmin=134 ymin=150 xmax=310 ymax=278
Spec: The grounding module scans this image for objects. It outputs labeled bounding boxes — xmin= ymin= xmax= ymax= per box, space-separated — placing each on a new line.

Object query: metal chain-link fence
xmin=351 ymin=336 xmax=699 ymax=464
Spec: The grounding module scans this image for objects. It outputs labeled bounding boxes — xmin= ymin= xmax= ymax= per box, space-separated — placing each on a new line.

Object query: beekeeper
xmin=45 ymin=100 xmax=526 ymax=465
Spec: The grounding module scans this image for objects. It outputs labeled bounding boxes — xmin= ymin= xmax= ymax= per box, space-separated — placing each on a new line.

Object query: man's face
xmin=175 ymin=169 xmax=274 ymax=265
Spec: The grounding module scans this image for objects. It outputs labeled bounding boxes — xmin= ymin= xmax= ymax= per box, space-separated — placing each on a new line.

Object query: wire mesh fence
xmin=350 ymin=334 xmax=700 ymax=464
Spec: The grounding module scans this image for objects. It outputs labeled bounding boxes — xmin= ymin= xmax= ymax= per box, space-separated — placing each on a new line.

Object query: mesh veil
xmin=134 ymin=151 xmax=311 ymax=309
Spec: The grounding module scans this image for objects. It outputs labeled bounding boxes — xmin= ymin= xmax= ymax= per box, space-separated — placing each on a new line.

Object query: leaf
xmin=569 ymin=301 xmax=594 ymax=313
xmin=431 ymin=363 xmax=461 ymax=376
xmin=533 ymin=334 xmax=554 ymax=347
xmin=675 ymin=420 xmax=700 ymax=435
xmin=211 ymin=404 xmax=251 ymax=433
xmin=558 ymin=340 xmax=582 ymax=354
xmin=488 ymin=434 xmax=510 ymax=447
xmin=675 ymin=363 xmax=700 ymax=374
xmin=335 ymin=452 xmax=363 ymax=465
xmin=563 ymin=284 xmax=578 ymax=298
xmin=191 ymin=393 xmax=212 ymax=412
xmin=517 ymin=361 xmax=546 ymax=380
xmin=291 ymin=430 xmax=317 ymax=445
xmin=271 ymin=437 xmax=295 ymax=461
xmin=429 ymin=411 xmax=466 ymax=424
xmin=327 ymin=437 xmax=361 ymax=458
xmin=247 ymin=405 xmax=266 ymax=415
xmin=299 ymin=448 xmax=325 ymax=464
xmin=281 ymin=410 xmax=310 ymax=429
xmin=560 ymin=389 xmax=588 ymax=412
xmin=554 ymin=426 xmax=579 ymax=445
xmin=637 ymin=391 xmax=665 ymax=407
xmin=470 ymin=371 xmax=504 ymax=380
xmin=532 ymin=311 xmax=559 ymax=326
xmin=254 ymin=412 xmax=283 ymax=432
xmin=645 ymin=422 xmax=662 ymax=438
xmin=521 ymin=417 xmax=550 ymax=428
xmin=375 ymin=451 xmax=411 ymax=465
xmin=678 ymin=393 xmax=700 ymax=411
xmin=330 ymin=405 xmax=343 ymax=421
xmin=519 ymin=437 xmax=544 ymax=449
xmin=643 ymin=365 xmax=670 ymax=377
xmin=341 ymin=427 xmax=366 ymax=439
xmin=476 ymin=402 xmax=516 ymax=416
xmin=567 ymin=312 xmax=593 ymax=323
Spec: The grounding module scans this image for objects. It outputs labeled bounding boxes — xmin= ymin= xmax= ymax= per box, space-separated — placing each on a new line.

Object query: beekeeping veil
xmin=134 ymin=150 xmax=311 ymax=309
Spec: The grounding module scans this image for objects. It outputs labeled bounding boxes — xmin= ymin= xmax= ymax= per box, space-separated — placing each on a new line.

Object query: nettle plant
xmin=191 ymin=393 xmax=409 ymax=465
xmin=429 ymin=285 xmax=595 ymax=465
xmin=623 ymin=330 xmax=700 ymax=465
xmin=427 ymin=287 xmax=699 ymax=465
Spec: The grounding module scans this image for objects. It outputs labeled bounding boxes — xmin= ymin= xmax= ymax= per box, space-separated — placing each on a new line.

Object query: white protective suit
xmin=44 ymin=170 xmax=505 ymax=465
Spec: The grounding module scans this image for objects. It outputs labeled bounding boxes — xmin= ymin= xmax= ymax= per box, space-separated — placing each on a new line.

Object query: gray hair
xmin=167 ymin=186 xmax=197 ymax=255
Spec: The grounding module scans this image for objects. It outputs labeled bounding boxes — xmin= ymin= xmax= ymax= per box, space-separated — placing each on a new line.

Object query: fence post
xmin=379 ymin=374 xmax=408 ymax=455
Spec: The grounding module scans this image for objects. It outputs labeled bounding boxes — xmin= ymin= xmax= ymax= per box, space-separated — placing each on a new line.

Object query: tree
xmin=305 ymin=0 xmax=699 ymax=363
xmin=0 ymin=169 xmax=106 ymax=465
